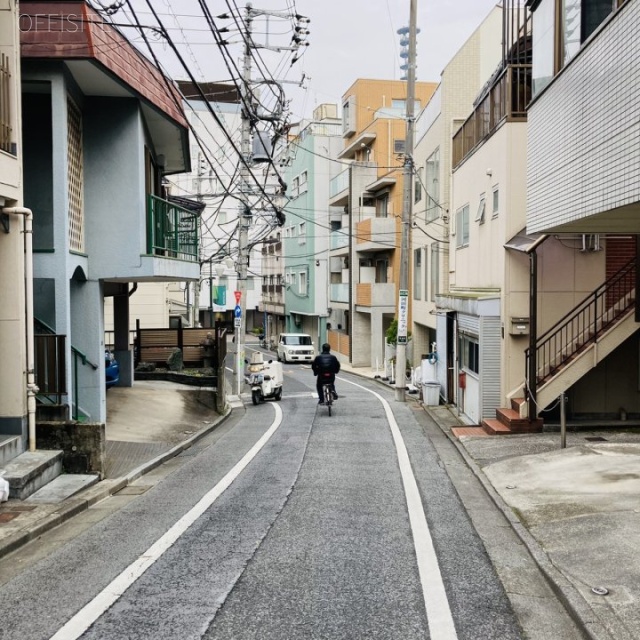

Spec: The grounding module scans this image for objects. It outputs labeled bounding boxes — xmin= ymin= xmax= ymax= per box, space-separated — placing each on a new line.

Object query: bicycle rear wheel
xmin=324 ymin=384 xmax=332 ymax=416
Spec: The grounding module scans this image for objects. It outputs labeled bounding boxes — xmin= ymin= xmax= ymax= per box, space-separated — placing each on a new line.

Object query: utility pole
xmin=395 ymin=0 xmax=417 ymax=402
xmin=234 ymin=3 xmax=254 ymax=397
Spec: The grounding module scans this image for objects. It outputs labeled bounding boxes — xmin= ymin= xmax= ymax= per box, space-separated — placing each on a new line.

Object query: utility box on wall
xmin=509 ymin=317 xmax=530 ymax=335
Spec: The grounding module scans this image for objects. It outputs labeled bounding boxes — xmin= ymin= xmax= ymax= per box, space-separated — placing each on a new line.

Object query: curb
xmin=423 ymin=405 xmax=613 ymax=640
xmin=0 ymin=407 xmax=235 ymax=562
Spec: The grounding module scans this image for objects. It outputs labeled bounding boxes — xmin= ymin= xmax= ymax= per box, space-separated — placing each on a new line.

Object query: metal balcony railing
xmin=453 ymin=64 xmax=531 ymax=169
xmin=526 ymin=258 xmax=636 ymax=385
xmin=147 ymin=194 xmax=199 ymax=262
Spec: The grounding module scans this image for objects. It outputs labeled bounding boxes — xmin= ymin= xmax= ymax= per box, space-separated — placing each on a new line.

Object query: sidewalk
xmin=1 ymin=351 xmax=638 ymax=639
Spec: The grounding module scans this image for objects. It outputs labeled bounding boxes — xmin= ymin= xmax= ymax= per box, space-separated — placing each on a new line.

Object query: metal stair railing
xmin=35 ymin=318 xmax=100 ymax=420
xmin=526 ymin=258 xmax=636 ymax=385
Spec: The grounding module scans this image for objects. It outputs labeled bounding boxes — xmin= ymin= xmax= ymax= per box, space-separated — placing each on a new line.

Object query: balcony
xmin=452 ymin=64 xmax=531 ymax=170
xmin=355 ymin=217 xmax=397 ymax=252
xmin=355 ymin=282 xmax=395 ymax=309
xmin=147 ymin=195 xmax=199 ymax=263
xmin=330 ymin=228 xmax=350 ymax=252
xmin=330 ymin=283 xmax=349 ymax=303
xmin=329 ymin=168 xmax=349 ymax=206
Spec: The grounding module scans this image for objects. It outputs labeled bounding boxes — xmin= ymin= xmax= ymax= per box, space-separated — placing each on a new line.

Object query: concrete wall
xmin=36 ymin=421 xmax=105 ymax=477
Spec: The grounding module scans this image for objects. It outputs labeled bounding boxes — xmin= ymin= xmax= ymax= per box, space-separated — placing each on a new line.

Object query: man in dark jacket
xmin=312 ymin=343 xmax=341 ymax=404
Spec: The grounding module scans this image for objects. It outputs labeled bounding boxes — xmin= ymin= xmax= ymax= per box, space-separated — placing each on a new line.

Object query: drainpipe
xmin=3 ymin=207 xmax=38 ymax=452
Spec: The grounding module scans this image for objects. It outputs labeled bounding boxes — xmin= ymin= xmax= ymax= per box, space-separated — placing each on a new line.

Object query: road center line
xmin=49 ymin=403 xmax=284 ymax=640
xmin=341 ymin=378 xmax=458 ymax=640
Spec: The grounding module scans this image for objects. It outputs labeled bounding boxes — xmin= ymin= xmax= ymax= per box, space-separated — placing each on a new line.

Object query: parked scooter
xmin=245 ymin=351 xmax=283 ymax=405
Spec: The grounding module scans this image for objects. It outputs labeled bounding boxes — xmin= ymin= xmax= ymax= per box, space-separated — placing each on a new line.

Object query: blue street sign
xmin=234 ymin=305 xmax=242 ymax=318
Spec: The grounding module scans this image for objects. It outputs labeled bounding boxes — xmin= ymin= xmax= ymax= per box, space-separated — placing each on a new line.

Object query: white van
xmin=277 ymin=333 xmax=315 ymax=363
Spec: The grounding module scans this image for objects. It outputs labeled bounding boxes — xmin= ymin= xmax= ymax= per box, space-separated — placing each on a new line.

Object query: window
xmin=376 ymin=193 xmax=389 ymax=218
xmin=459 ymin=334 xmax=479 ymax=374
xmin=425 ymin=148 xmax=440 ymax=222
xmin=0 ymin=53 xmax=13 ymax=154
xmin=414 ymin=173 xmax=422 ymax=204
xmin=430 ymin=243 xmax=439 ymax=302
xmin=532 ymin=0 xmax=624 ymax=96
xmin=532 ymin=0 xmax=556 ymax=96
xmin=299 ymin=170 xmax=308 ymax=194
xmin=299 ymin=221 xmax=306 ymax=243
xmin=291 ymin=176 xmax=299 ymax=198
xmin=413 ymin=249 xmax=422 ymax=300
xmin=391 ymin=99 xmax=422 ymax=111
xmin=475 ymin=194 xmax=486 ymax=223
xmin=492 ymin=186 xmax=499 ymax=217
xmin=285 ymin=273 xmax=291 ymax=285
xmin=455 ymin=205 xmax=470 ymax=248
xmin=299 ymin=271 xmax=307 ymax=295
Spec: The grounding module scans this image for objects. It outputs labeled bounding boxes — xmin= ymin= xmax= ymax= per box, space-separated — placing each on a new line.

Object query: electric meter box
xmin=510 ymin=317 xmax=530 ymax=335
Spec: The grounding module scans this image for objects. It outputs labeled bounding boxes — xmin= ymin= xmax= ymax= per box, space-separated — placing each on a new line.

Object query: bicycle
xmin=321 ymin=382 xmax=334 ymax=416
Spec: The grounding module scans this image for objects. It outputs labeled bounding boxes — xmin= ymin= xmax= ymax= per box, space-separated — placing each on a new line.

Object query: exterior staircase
xmin=477 ymin=258 xmax=637 ymax=436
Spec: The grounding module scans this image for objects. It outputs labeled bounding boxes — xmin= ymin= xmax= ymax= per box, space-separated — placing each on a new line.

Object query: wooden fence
xmin=135 ymin=321 xmax=227 ymax=368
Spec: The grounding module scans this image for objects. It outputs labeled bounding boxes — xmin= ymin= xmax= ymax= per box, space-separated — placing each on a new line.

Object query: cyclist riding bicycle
xmin=312 ymin=343 xmax=340 ymax=404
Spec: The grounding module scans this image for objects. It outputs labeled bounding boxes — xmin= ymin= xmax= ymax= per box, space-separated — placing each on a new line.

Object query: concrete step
xmin=0 ymin=435 xmax=23 ymax=467
xmin=481 ymin=419 xmax=512 ymax=435
xmin=26 ymin=474 xmax=99 ymax=504
xmin=2 ymin=450 xmax=63 ymax=500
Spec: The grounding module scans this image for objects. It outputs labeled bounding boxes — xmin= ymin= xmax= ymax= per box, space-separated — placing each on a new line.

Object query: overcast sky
xmin=123 ymin=0 xmax=500 ymax=120
xmin=288 ymin=0 xmax=500 ymax=119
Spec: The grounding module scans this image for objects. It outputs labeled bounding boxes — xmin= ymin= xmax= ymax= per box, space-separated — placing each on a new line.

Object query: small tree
xmin=385 ymin=319 xmax=411 ymax=345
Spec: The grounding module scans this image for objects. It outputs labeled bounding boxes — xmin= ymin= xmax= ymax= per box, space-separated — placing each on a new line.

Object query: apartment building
xmin=525 ymin=0 xmax=640 ymax=421
xmin=281 ymin=104 xmax=343 ymax=348
xmin=328 ymin=79 xmax=437 ymax=369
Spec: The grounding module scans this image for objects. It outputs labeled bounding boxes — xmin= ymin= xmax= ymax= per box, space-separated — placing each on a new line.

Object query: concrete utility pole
xmin=395 ymin=0 xmax=418 ymax=402
xmin=234 ymin=3 xmax=254 ymax=397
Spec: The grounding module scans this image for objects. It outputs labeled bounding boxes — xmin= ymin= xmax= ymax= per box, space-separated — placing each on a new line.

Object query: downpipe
xmin=3 ymin=207 xmax=38 ymax=452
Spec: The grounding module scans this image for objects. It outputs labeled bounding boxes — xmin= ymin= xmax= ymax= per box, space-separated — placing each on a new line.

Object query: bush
xmin=385 ymin=319 xmax=411 ymax=345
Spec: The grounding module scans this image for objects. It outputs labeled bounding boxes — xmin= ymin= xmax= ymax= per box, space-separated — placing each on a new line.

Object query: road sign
xmin=234 ymin=305 xmax=242 ymax=318
xmin=397 ymin=290 xmax=409 ymax=344
xmin=234 ymin=318 xmax=241 ymax=328
xmin=234 ymin=290 xmax=241 ymax=304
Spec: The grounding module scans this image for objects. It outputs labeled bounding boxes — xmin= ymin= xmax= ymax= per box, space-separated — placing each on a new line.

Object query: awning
xmin=168 ymin=195 xmax=206 ymax=215
xmin=504 ymin=229 xmax=548 ymax=253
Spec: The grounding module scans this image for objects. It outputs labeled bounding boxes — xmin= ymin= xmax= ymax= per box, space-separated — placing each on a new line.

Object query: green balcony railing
xmin=147 ymin=194 xmax=199 ymax=262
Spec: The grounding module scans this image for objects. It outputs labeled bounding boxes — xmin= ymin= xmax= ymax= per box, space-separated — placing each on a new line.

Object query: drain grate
xmin=585 ymin=436 xmax=608 ymax=442
xmin=0 ymin=512 xmax=20 ymax=523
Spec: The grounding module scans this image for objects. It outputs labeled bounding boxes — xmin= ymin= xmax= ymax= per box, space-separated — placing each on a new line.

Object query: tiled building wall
xmin=527 ymin=1 xmax=640 ymax=232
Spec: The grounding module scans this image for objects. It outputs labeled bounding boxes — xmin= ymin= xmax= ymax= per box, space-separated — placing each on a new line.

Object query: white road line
xmin=341 ymin=378 xmax=458 ymax=640
xmin=49 ymin=403 xmax=284 ymax=640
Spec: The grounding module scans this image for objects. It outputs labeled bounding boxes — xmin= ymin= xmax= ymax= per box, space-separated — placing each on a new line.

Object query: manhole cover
xmin=585 ymin=437 xmax=608 ymax=442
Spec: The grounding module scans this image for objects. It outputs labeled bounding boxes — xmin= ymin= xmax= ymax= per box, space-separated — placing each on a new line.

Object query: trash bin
xmin=422 ymin=381 xmax=440 ymax=406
